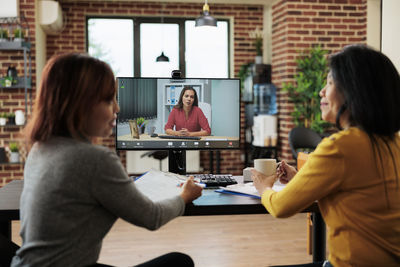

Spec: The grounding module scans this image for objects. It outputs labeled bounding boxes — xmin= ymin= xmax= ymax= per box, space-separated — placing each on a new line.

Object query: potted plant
xmin=13 ymin=27 xmax=25 ymax=42
xmin=249 ymin=27 xmax=264 ymax=64
xmin=282 ymin=45 xmax=332 ymax=134
xmin=0 ymin=113 xmax=7 ymax=126
xmin=7 ymin=112 xmax=15 ymax=125
xmin=238 ymin=62 xmax=252 ymax=101
xmin=136 ymin=117 xmax=147 ymax=134
xmin=0 ymin=28 xmax=9 ymax=42
xmin=9 ymin=142 xmax=19 ymax=163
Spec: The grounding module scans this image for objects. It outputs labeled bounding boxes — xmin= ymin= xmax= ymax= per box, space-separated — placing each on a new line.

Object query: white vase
xmin=0 ymin=118 xmax=6 ymax=126
xmin=255 ymin=55 xmax=263 ymax=64
xmin=15 ymin=110 xmax=25 ymax=125
xmin=10 ymin=152 xmax=19 ymax=163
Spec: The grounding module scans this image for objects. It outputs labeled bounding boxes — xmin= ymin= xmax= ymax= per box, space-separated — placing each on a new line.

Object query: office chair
xmin=141 ymin=151 xmax=168 ymax=170
xmin=0 ymin=233 xmax=19 ymax=267
xmin=288 ymin=127 xmax=322 ymax=160
xmin=288 ymin=127 xmax=322 ymax=256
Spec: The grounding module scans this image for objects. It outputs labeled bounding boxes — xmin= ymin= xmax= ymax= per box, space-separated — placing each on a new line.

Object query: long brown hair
xmin=174 ymin=86 xmax=199 ymax=109
xmin=24 ymin=53 xmax=116 ymax=144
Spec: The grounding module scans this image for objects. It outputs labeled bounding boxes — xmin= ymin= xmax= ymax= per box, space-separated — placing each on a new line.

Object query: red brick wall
xmin=272 ymin=0 xmax=367 ymax=162
xmin=1 ymin=0 xmax=369 ymax=185
xmin=46 ymin=1 xmax=264 ymax=175
xmin=0 ymin=0 xmax=36 ymax=186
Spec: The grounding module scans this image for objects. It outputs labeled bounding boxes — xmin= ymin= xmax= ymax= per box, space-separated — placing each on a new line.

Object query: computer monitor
xmin=116 ymin=77 xmax=240 ymax=173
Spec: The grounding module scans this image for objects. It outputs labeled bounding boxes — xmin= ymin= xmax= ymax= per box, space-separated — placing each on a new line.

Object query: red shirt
xmin=164 ymin=106 xmax=211 ymax=134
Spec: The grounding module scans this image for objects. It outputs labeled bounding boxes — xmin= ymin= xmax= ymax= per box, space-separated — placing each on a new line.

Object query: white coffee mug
xmin=254 ymin=158 xmax=277 ymax=176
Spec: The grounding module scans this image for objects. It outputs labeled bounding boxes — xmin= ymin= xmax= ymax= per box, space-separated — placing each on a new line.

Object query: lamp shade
xmin=156 ymin=51 xmax=169 ymax=62
xmin=195 ymin=11 xmax=217 ymax=27
xmin=195 ymin=3 xmax=217 ymax=27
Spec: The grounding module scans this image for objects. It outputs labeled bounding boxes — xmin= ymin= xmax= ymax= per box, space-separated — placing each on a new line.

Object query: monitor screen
xmin=116 ymin=77 xmax=240 ymax=150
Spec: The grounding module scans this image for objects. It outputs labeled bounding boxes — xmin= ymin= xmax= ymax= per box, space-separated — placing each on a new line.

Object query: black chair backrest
xmin=288 ymin=127 xmax=322 ymax=160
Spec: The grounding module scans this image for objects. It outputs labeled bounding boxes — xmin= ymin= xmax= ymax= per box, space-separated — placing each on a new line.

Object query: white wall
xmin=127 ymin=151 xmax=200 ymax=174
xmin=0 ymin=0 xmax=19 ymax=17
xmin=367 ymin=0 xmax=381 ymax=51
xmin=381 ymin=0 xmax=400 ymax=72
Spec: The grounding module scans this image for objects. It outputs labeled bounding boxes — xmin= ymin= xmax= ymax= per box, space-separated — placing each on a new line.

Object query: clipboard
xmin=134 ymin=169 xmax=185 ymax=202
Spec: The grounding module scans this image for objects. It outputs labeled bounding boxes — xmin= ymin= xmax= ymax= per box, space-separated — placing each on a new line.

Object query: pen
xmin=177 ymin=181 xmax=206 ymax=188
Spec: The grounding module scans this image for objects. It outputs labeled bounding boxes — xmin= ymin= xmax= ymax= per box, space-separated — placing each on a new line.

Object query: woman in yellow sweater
xmin=252 ymin=45 xmax=400 ymax=267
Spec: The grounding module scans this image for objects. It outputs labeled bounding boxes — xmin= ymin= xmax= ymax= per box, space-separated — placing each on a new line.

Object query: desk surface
xmin=0 ymin=180 xmax=319 ymax=220
xmin=0 ymin=179 xmax=325 ymax=262
xmin=0 ymin=180 xmax=21 ymax=221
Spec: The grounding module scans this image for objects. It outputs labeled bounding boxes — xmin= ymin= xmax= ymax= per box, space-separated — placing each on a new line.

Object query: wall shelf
xmin=0 ymin=162 xmax=24 ymax=165
xmin=0 ymin=37 xmax=32 ymax=116
xmin=0 ymin=41 xmax=31 ymax=50
xmin=0 ymin=77 xmax=31 ymax=89
xmin=0 ymin=124 xmax=24 ymax=128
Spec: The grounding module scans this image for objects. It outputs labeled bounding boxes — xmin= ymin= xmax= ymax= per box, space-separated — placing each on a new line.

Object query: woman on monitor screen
xmin=164 ymin=86 xmax=211 ymax=136
xmin=12 ymin=53 xmax=202 ymax=267
xmin=251 ymin=45 xmax=400 ymax=267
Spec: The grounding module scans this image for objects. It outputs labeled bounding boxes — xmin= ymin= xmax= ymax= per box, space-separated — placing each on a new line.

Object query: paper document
xmin=134 ymin=169 xmax=187 ymax=202
xmin=218 ymin=181 xmax=285 ymax=199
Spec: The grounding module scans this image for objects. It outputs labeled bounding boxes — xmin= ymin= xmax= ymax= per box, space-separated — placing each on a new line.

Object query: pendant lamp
xmin=156 ymin=4 xmax=170 ymax=62
xmin=156 ymin=51 xmax=169 ymax=62
xmin=195 ymin=0 xmax=217 ymax=27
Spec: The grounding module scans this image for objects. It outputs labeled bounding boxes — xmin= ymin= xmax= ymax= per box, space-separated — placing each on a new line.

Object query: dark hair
xmin=24 ymin=53 xmax=116 ymax=143
xmin=329 ymin=44 xmax=400 ymax=208
xmin=175 ymin=86 xmax=199 ymax=109
xmin=329 ymin=44 xmax=400 ymax=138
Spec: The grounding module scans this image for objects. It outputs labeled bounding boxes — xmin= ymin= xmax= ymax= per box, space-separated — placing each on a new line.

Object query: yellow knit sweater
xmin=262 ymin=127 xmax=400 ymax=267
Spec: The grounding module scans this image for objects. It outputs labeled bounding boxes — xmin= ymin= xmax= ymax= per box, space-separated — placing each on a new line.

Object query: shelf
xmin=0 ymin=124 xmax=24 ymax=128
xmin=0 ymin=41 xmax=31 ymax=51
xmin=0 ymin=77 xmax=31 ymax=89
xmin=0 ymin=162 xmax=24 ymax=165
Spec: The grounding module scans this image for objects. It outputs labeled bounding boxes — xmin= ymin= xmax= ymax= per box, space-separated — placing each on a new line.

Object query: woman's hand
xmin=276 ymin=160 xmax=297 ymax=184
xmin=178 ymin=128 xmax=190 ymax=136
xmin=251 ymin=169 xmax=277 ymax=195
xmin=180 ymin=177 xmax=203 ymax=204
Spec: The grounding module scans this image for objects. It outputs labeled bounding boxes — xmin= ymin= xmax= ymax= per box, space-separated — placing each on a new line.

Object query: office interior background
xmin=0 ymin=0 xmax=399 ymax=184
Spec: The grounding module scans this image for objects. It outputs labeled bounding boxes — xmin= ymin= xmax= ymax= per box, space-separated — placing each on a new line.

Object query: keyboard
xmin=158 ymin=135 xmax=201 ymax=140
xmin=186 ymin=174 xmax=237 ymax=187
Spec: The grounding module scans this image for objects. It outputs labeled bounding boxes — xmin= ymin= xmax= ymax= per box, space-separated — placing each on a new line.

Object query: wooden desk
xmin=0 ymin=180 xmax=326 ymax=263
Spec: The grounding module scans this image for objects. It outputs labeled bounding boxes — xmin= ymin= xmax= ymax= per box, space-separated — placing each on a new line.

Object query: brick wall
xmin=0 ymin=0 xmax=36 ymax=186
xmin=1 ymin=0 xmax=368 ymax=186
xmin=271 ymin=0 xmax=367 ymax=162
xmin=46 ymin=1 xmax=264 ymax=175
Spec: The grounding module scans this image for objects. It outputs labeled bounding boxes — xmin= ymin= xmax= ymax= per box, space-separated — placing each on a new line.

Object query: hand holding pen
xmin=276 ymin=161 xmax=297 ymax=184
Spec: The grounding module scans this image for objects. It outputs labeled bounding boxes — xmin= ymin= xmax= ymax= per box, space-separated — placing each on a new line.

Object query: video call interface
xmin=116 ymin=77 xmax=240 ymax=150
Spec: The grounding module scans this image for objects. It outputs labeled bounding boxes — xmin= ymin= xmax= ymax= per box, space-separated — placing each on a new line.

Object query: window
xmin=185 ymin=21 xmax=229 ymax=78
xmin=140 ymin=23 xmax=179 ymax=77
xmin=87 ymin=18 xmax=134 ymax=77
xmin=87 ymin=17 xmax=229 ymax=78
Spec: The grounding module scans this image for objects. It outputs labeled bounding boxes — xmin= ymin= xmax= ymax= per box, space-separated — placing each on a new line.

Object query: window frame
xmin=86 ymin=16 xmax=231 ymax=78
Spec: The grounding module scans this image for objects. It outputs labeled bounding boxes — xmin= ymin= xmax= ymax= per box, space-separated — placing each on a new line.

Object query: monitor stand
xmin=168 ymin=70 xmax=187 ymax=175
xmin=168 ymin=150 xmax=186 ymax=175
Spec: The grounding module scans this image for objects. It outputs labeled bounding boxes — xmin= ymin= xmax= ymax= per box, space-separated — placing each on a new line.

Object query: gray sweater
xmin=11 ymin=137 xmax=185 ymax=267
